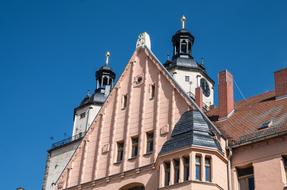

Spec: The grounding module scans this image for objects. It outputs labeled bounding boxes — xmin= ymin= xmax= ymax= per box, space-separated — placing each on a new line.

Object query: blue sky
xmin=0 ymin=0 xmax=286 ymax=189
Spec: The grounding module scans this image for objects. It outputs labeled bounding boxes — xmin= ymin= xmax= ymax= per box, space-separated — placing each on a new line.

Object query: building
xmin=42 ymin=53 xmax=115 ymax=190
xmin=43 ymin=17 xmax=287 ymax=190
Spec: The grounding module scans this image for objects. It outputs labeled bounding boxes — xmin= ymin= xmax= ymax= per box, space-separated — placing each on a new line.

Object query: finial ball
xmin=181 ymin=15 xmax=186 ymax=21
xmin=106 ymin=51 xmax=110 ymax=57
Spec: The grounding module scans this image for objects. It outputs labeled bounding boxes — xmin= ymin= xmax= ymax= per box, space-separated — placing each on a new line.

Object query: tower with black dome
xmin=72 ymin=52 xmax=115 ymax=137
xmin=164 ymin=16 xmax=214 ymax=109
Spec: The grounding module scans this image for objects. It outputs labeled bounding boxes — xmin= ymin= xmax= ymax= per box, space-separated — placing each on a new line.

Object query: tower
xmin=72 ymin=52 xmax=116 ymax=137
xmin=43 ymin=52 xmax=115 ymax=190
xmin=164 ymin=16 xmax=214 ymax=109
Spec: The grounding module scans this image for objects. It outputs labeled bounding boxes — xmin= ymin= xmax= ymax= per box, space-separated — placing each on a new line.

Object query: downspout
xmin=227 ymin=140 xmax=233 ymax=190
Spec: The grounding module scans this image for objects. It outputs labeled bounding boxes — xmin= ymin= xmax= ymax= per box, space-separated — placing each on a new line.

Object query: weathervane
xmin=181 ymin=15 xmax=186 ymax=29
xmin=105 ymin=51 xmax=110 ymax=65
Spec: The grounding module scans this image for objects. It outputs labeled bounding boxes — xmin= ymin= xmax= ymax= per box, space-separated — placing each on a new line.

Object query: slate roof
xmin=160 ymin=110 xmax=222 ymax=155
xmin=207 ymin=91 xmax=287 ymax=146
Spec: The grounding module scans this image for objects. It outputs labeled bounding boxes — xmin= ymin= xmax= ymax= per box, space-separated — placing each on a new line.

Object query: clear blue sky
xmin=0 ymin=0 xmax=286 ymax=189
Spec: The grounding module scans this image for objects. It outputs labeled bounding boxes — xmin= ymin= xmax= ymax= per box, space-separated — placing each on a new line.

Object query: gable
xmin=55 ymin=47 xmax=211 ymax=189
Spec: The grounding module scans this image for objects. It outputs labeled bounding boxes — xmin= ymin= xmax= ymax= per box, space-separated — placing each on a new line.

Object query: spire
xmin=170 ymin=16 xmax=195 ymax=60
xmin=181 ymin=15 xmax=186 ymax=29
xmin=105 ymin=51 xmax=110 ymax=65
xmin=95 ymin=52 xmax=116 ymax=91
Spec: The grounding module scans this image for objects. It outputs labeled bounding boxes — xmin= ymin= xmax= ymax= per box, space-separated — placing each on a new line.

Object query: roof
xmin=160 ymin=110 xmax=222 ymax=155
xmin=207 ymin=91 xmax=287 ymax=146
xmin=75 ymin=90 xmax=106 ymax=110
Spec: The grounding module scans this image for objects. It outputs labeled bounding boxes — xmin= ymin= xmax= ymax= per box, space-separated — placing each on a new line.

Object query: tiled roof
xmin=160 ymin=110 xmax=222 ymax=155
xmin=207 ymin=91 xmax=287 ymax=146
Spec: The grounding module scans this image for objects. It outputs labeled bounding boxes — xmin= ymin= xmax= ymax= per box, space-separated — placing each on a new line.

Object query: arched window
xmin=119 ymin=183 xmax=145 ymax=190
xmin=180 ymin=40 xmax=187 ymax=54
xmin=109 ymin=78 xmax=112 ymax=85
xmin=103 ymin=76 xmax=108 ymax=86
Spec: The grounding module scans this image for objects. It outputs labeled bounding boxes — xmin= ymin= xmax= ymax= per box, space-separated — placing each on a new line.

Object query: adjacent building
xmin=43 ymin=17 xmax=287 ymax=190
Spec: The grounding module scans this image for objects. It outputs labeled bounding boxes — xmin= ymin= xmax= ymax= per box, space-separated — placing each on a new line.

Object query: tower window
xmin=121 ymin=94 xmax=128 ymax=109
xmin=185 ymin=76 xmax=190 ymax=82
xmin=174 ymin=159 xmax=180 ymax=184
xmin=205 ymin=157 xmax=212 ymax=182
xmin=116 ymin=141 xmax=124 ymax=162
xmin=180 ymin=40 xmax=187 ymax=54
xmin=149 ymin=84 xmax=155 ymax=100
xmin=146 ymin=131 xmax=154 ymax=153
xmin=237 ymin=166 xmax=255 ymax=190
xmin=131 ymin=136 xmax=138 ymax=158
xmin=195 ymin=155 xmax=202 ymax=181
xmin=164 ymin=161 xmax=171 ymax=186
xmin=183 ymin=156 xmax=190 ymax=181
xmin=80 ymin=112 xmax=86 ymax=119
xmin=103 ymin=76 xmax=108 ymax=86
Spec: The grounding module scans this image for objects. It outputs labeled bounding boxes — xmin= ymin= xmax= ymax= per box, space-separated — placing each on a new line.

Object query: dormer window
xmin=258 ymin=120 xmax=272 ymax=130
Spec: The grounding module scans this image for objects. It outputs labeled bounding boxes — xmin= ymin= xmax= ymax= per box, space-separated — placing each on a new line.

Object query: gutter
xmin=231 ymin=129 xmax=287 ymax=148
xmin=227 ymin=140 xmax=233 ymax=190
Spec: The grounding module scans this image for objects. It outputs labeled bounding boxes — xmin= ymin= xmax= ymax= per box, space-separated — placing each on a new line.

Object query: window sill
xmin=114 ymin=161 xmax=122 ymax=165
xmin=128 ymin=156 xmax=138 ymax=161
xmin=143 ymin=152 xmax=153 ymax=157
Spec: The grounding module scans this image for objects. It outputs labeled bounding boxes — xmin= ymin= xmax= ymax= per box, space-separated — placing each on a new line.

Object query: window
xmin=195 ymin=155 xmax=202 ymax=181
xmin=80 ymin=112 xmax=86 ymax=119
xmin=237 ymin=166 xmax=255 ymax=190
xmin=164 ymin=162 xmax=171 ymax=186
xmin=146 ymin=131 xmax=154 ymax=153
xmin=183 ymin=156 xmax=190 ymax=181
xmin=121 ymin=95 xmax=127 ymax=109
xmin=283 ymin=156 xmax=287 ymax=182
xmin=131 ymin=137 xmax=138 ymax=158
xmin=149 ymin=84 xmax=155 ymax=99
xmin=103 ymin=76 xmax=108 ymax=85
xmin=117 ymin=141 xmax=124 ymax=162
xmin=174 ymin=159 xmax=180 ymax=184
xmin=180 ymin=40 xmax=187 ymax=53
xmin=185 ymin=76 xmax=190 ymax=82
xmin=205 ymin=157 xmax=211 ymax=182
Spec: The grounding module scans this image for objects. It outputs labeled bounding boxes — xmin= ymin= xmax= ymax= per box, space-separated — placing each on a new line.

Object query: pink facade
xmin=52 ymin=46 xmax=287 ymax=190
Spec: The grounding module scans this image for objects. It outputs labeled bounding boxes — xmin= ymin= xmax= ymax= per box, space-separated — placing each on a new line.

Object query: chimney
xmin=195 ymin=87 xmax=203 ymax=109
xmin=274 ymin=68 xmax=287 ymax=99
xmin=218 ymin=70 xmax=234 ymax=119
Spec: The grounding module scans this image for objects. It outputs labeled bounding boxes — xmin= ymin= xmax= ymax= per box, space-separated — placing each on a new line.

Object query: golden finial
xmin=181 ymin=15 xmax=186 ymax=29
xmin=105 ymin=51 xmax=110 ymax=65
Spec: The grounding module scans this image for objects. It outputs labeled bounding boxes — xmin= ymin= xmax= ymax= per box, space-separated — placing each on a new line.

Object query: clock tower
xmin=164 ymin=16 xmax=214 ymax=109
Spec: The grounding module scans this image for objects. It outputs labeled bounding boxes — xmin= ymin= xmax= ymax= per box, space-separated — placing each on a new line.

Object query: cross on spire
xmin=181 ymin=15 xmax=186 ymax=29
xmin=105 ymin=51 xmax=110 ymax=65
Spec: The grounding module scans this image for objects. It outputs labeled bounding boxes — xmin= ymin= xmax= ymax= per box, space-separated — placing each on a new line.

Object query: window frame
xmin=131 ymin=136 xmax=139 ymax=158
xmin=205 ymin=156 xmax=212 ymax=182
xmin=183 ymin=156 xmax=190 ymax=181
xmin=146 ymin=131 xmax=154 ymax=154
xmin=149 ymin=84 xmax=155 ymax=100
xmin=164 ymin=161 xmax=171 ymax=187
xmin=173 ymin=159 xmax=180 ymax=184
xmin=195 ymin=155 xmax=202 ymax=181
xmin=116 ymin=141 xmax=124 ymax=163
xmin=121 ymin=94 xmax=128 ymax=110
xmin=237 ymin=166 xmax=255 ymax=190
